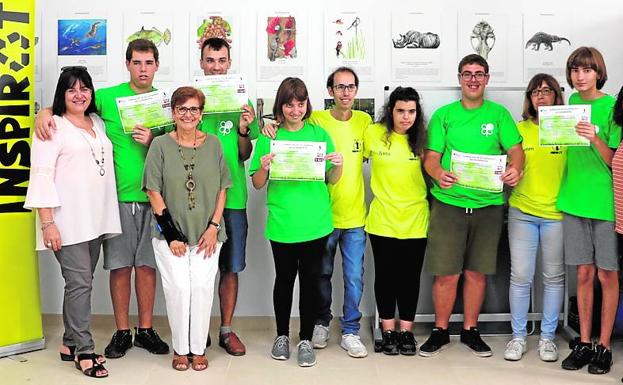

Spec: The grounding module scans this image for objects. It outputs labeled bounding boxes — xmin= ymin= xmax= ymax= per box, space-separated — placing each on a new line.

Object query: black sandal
xmin=74 ymin=353 xmax=108 ymax=378
xmin=61 ymin=346 xmax=106 ymax=364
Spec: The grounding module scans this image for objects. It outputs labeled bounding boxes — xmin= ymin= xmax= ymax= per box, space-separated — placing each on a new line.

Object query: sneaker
xmin=133 ymin=327 xmax=170 ymax=354
xmin=398 ymin=331 xmax=417 ymax=356
xmin=311 ymin=324 xmax=329 ymax=349
xmin=504 ymin=338 xmax=527 ymax=361
xmin=561 ymin=341 xmax=594 ymax=370
xmin=538 ymin=338 xmax=558 ymax=362
xmin=460 ymin=327 xmax=492 ymax=357
xmin=340 ymin=334 xmax=368 ymax=358
xmin=297 ymin=340 xmax=316 ymax=367
xmin=588 ymin=344 xmax=612 ymax=374
xmin=419 ymin=327 xmax=450 ymax=357
xmin=381 ymin=330 xmax=399 ymax=355
xmin=271 ymin=335 xmax=290 ymax=360
xmin=104 ymin=329 xmax=132 ymax=358
xmin=219 ymin=331 xmax=246 ymax=356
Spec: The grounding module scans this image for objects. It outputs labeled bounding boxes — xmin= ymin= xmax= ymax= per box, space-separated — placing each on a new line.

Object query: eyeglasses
xmin=459 ymin=71 xmax=488 ymax=81
xmin=333 ymin=84 xmax=357 ymax=93
xmin=61 ymin=65 xmax=88 ymax=72
xmin=175 ymin=106 xmax=202 ymax=116
xmin=530 ymin=88 xmax=553 ymax=97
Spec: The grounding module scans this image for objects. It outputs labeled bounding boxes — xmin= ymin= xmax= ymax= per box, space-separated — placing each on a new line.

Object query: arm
xmin=423 ymin=150 xmax=457 ymax=189
xmin=197 ymin=189 xmax=226 ymax=257
xmin=34 ymin=107 xmax=56 ymax=140
xmin=501 ymin=143 xmax=525 ymax=186
xmin=37 ymin=208 xmax=62 ymax=251
xmin=325 ymin=152 xmax=343 ymax=184
xmin=237 ymin=104 xmax=255 ymax=161
xmin=251 ymin=154 xmax=274 ymax=189
xmin=146 ymin=190 xmax=187 ymax=257
xmin=576 ymin=121 xmax=615 ymax=166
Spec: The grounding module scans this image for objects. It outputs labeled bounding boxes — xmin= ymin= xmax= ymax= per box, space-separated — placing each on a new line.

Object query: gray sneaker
xmin=271 ymin=335 xmax=290 ymax=360
xmin=311 ymin=324 xmax=329 ymax=349
xmin=297 ymin=340 xmax=316 ymax=367
xmin=538 ymin=338 xmax=558 ymax=362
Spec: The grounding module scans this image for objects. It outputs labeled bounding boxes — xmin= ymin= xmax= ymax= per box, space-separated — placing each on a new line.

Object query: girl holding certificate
xmin=363 ymin=86 xmax=429 ymax=356
xmin=558 ymin=47 xmax=621 ymax=375
xmin=503 ymin=74 xmax=566 ymax=362
xmin=250 ymin=77 xmax=343 ymax=367
xmin=143 ymin=86 xmax=231 ymax=371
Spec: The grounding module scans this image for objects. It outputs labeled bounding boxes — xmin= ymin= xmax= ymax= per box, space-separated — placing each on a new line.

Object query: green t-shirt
xmin=143 ymin=133 xmax=232 ymax=245
xmin=95 ymin=82 xmax=165 ymax=202
xmin=427 ymin=99 xmax=522 ymax=208
xmin=249 ymin=122 xmax=335 ymax=243
xmin=199 ymin=100 xmax=259 ymax=209
xmin=557 ymin=93 xmax=621 ymax=221
xmin=308 ymin=109 xmax=372 ymax=228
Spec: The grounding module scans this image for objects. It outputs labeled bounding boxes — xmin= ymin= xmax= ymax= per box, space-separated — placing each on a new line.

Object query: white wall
xmin=36 ymin=0 xmax=623 ymax=316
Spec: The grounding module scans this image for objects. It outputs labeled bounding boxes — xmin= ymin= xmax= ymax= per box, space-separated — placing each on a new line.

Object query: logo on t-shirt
xmin=481 ymin=123 xmax=495 ymax=136
xmin=352 ymin=139 xmax=362 ymax=153
xmin=219 ymin=120 xmax=234 ymax=135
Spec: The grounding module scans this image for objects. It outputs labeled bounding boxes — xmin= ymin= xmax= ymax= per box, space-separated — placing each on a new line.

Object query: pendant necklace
xmin=176 ymin=130 xmax=197 ymax=210
xmin=78 ymin=128 xmax=105 ymax=176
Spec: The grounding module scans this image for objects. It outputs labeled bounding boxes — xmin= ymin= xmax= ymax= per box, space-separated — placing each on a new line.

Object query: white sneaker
xmin=311 ymin=325 xmax=329 ymax=349
xmin=340 ymin=334 xmax=368 ymax=358
xmin=538 ymin=338 xmax=558 ymax=362
xmin=504 ymin=338 xmax=527 ymax=361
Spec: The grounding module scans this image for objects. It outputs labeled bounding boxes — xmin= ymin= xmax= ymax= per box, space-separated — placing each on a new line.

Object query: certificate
xmin=116 ymin=89 xmax=173 ymax=134
xmin=193 ymin=74 xmax=248 ymax=114
xmin=269 ymin=140 xmax=326 ymax=181
xmin=539 ymin=105 xmax=591 ymax=146
xmin=450 ymin=150 xmax=507 ymax=192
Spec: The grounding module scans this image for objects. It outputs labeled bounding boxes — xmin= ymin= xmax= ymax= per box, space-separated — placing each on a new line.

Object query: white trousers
xmin=153 ymin=238 xmax=221 ymax=355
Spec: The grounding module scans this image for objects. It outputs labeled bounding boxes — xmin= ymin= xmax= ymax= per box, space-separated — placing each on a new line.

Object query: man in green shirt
xmin=419 ymin=54 xmax=524 ymax=358
xmin=35 ymin=39 xmax=170 ymax=359
xmin=197 ymin=37 xmax=259 ymax=356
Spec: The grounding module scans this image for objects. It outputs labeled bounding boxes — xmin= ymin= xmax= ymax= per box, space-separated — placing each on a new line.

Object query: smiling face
xmin=328 ymin=70 xmax=358 ymax=110
xmin=64 ymin=79 xmax=92 ymax=116
xmin=281 ymin=98 xmax=308 ymax=127
xmin=530 ymin=80 xmax=556 ymax=113
xmin=125 ymin=50 xmax=159 ymax=91
xmin=173 ymin=97 xmax=202 ymax=132
xmin=570 ymin=66 xmax=598 ymax=93
xmin=458 ymin=63 xmax=489 ymax=103
xmin=392 ymin=100 xmax=417 ymax=133
xmin=200 ymin=46 xmax=231 ymax=75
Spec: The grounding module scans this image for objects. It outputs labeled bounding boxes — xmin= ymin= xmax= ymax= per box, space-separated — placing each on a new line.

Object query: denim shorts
xmin=219 ymin=208 xmax=248 ymax=273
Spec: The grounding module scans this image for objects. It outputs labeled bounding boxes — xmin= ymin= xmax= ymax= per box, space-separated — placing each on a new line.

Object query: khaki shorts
xmin=424 ymin=199 xmax=504 ymax=275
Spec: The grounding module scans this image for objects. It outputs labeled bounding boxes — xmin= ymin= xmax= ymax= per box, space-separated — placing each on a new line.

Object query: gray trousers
xmin=54 ymin=237 xmax=103 ymax=355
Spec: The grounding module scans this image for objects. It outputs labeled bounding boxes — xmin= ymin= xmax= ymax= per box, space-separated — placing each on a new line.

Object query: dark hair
xmin=566 ymin=46 xmax=607 ymax=90
xmin=326 ymin=66 xmax=359 ymax=88
xmin=201 ymin=37 xmax=231 ymax=59
xmin=614 ymin=86 xmax=623 ymax=127
xmin=273 ymin=77 xmax=312 ymax=122
xmin=522 ymin=73 xmax=564 ymax=120
xmin=458 ymin=54 xmax=489 ymax=74
xmin=378 ymin=86 xmax=426 ymax=157
xmin=171 ymin=86 xmax=206 ymax=111
xmin=125 ymin=39 xmax=159 ymax=62
xmin=52 ymin=67 xmax=97 ymax=116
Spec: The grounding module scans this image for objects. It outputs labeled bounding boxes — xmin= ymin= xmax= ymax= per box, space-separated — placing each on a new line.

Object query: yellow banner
xmin=0 ymin=0 xmax=43 ymax=354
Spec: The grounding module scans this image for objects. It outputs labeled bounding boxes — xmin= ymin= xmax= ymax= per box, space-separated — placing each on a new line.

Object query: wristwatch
xmin=209 ymin=220 xmax=221 ymax=230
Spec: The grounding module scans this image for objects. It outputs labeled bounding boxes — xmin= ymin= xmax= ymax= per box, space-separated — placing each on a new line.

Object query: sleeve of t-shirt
xmin=142 ymin=137 xmax=164 ymax=193
xmin=498 ymin=108 xmax=523 ymax=150
xmin=247 ymin=99 xmax=260 ymax=140
xmin=249 ymin=134 xmax=269 ymax=176
xmin=427 ymin=109 xmax=446 ymax=153
xmin=216 ymin=140 xmax=233 ymax=190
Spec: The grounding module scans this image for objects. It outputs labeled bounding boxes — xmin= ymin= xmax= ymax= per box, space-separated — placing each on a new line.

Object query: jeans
xmin=316 ymin=227 xmax=366 ymax=335
xmin=508 ymin=207 xmax=565 ymax=340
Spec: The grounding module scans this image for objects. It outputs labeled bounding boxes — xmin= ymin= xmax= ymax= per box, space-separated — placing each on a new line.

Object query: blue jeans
xmin=316 ymin=227 xmax=366 ymax=335
xmin=508 ymin=207 xmax=565 ymax=340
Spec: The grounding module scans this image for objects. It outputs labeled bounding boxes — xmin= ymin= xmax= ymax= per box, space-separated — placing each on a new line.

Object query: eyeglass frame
xmin=332 ymin=84 xmax=358 ymax=93
xmin=174 ymin=106 xmax=203 ymax=116
xmin=529 ymin=87 xmax=554 ymax=97
xmin=458 ymin=71 xmax=489 ymax=81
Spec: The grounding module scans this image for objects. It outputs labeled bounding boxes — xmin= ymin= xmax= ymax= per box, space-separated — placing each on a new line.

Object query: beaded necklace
xmin=175 ymin=131 xmax=197 ymax=210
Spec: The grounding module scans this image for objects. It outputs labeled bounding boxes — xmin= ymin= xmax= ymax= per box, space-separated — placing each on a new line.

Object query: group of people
xmin=23 ymin=35 xmax=623 ymax=378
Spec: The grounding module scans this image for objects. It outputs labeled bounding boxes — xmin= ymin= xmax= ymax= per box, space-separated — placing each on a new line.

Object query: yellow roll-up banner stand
xmin=0 ymin=0 xmax=45 ymax=357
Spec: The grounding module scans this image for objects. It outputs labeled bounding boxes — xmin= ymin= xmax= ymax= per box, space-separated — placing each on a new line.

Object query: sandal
xmin=60 ymin=345 xmax=106 ymax=364
xmin=172 ymin=352 xmax=190 ymax=371
xmin=191 ymin=354 xmax=208 ymax=371
xmin=74 ymin=353 xmax=108 ymax=378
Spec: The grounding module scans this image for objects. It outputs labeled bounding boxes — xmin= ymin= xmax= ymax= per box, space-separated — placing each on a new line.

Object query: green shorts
xmin=424 ymin=199 xmax=504 ymax=276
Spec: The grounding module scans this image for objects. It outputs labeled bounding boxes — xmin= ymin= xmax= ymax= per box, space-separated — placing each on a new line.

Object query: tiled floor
xmin=1 ymin=315 xmax=620 ymax=384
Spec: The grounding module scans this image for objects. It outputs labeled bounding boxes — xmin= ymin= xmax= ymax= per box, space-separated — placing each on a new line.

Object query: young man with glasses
xmin=196 ymin=37 xmax=259 ymax=356
xmin=35 ymin=39 xmax=170 ymax=359
xmin=419 ymin=54 xmax=524 ymax=358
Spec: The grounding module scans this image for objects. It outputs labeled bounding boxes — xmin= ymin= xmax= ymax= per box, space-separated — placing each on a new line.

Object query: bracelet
xmin=238 ymin=129 xmax=250 ymax=137
xmin=41 ymin=221 xmax=55 ymax=230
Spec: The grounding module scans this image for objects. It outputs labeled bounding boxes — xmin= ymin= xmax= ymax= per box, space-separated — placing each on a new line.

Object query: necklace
xmin=175 ymin=130 xmax=197 ymax=210
xmin=77 ymin=127 xmax=105 ymax=176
